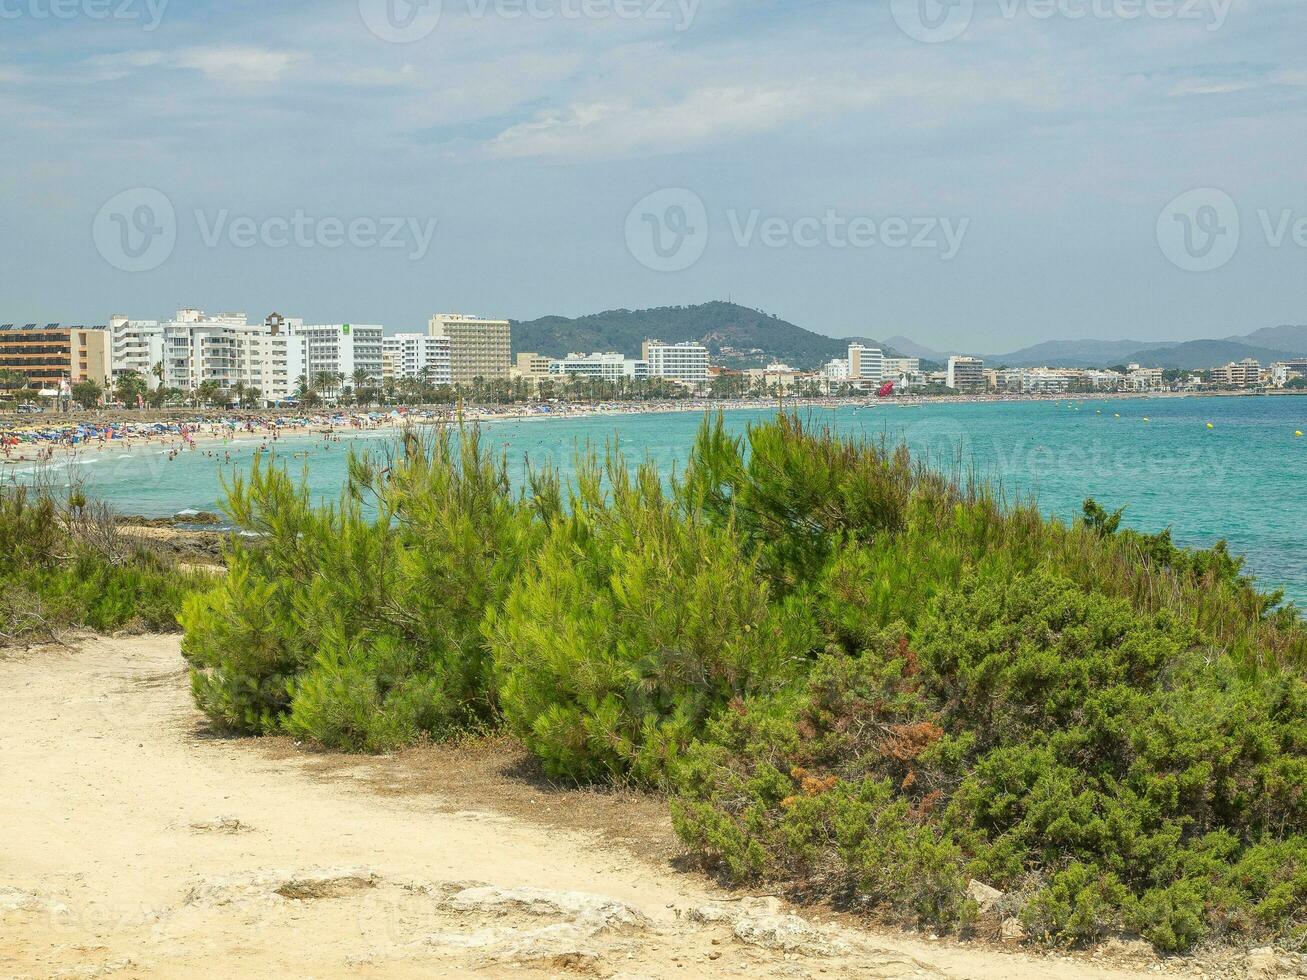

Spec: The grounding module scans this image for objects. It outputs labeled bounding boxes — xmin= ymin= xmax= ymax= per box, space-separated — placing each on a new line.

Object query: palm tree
xmin=71 ymin=379 xmax=104 ymax=410
xmin=295 ymin=374 xmax=320 ymax=408
xmin=352 ymin=368 xmax=373 ymax=407
xmin=196 ymin=380 xmax=221 ymax=408
xmin=314 ymin=371 xmax=343 ymax=403
xmin=113 ymin=371 xmax=149 ymax=408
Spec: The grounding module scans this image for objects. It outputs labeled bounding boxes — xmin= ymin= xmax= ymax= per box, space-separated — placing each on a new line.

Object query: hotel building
xmin=107 ymin=309 xmax=396 ymax=405
xmin=946 ymin=355 xmax=987 ymax=391
xmin=293 ymin=322 xmax=385 ymax=385
xmin=848 ymin=344 xmax=885 ymax=388
xmin=428 ymin=314 xmax=512 ymax=383
xmin=382 ymin=333 xmax=453 ymax=384
xmin=512 ymin=353 xmax=552 ymax=382
xmin=0 ymin=324 xmax=110 ymax=392
xmin=642 ymin=340 xmax=710 ymax=387
xmin=1210 ymin=359 xmax=1264 ymax=389
xmin=882 ymin=356 xmax=922 ymax=378
xmin=549 ymin=352 xmax=650 ymax=382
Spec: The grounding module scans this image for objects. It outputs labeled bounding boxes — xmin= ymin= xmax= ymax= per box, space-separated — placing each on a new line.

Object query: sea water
xmin=11 ymin=396 xmax=1306 ymax=604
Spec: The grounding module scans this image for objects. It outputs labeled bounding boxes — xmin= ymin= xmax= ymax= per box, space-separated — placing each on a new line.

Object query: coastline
xmin=3 ymin=388 xmax=1296 ymax=466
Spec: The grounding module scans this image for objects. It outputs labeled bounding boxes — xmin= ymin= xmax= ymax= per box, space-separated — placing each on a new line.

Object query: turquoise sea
xmin=12 ymin=395 xmax=1307 ymax=605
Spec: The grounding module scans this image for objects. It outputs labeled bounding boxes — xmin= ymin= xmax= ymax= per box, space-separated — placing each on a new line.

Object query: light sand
xmin=0 ymin=636 xmax=1204 ymax=979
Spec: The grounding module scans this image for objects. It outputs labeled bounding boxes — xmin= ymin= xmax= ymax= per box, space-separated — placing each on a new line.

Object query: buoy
xmin=1143 ymin=417 xmax=1150 ymax=422
xmin=1297 ymin=431 xmax=1304 ymax=438
xmin=1207 ymin=423 xmax=1214 ymax=429
xmin=1114 ymin=413 xmax=1121 ymax=418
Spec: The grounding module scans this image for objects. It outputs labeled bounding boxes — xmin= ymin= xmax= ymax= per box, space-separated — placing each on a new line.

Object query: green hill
xmin=1126 ymin=339 xmax=1299 ymax=370
xmin=511 ymin=302 xmax=893 ymax=370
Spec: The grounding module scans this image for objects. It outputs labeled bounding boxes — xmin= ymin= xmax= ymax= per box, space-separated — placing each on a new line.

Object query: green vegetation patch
xmin=179 ymin=414 xmax=1307 ymax=952
xmin=0 ymin=486 xmax=204 ymax=645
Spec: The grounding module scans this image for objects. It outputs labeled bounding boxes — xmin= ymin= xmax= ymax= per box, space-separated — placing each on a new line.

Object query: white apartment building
xmin=1270 ymin=360 xmax=1307 ymax=387
xmin=428 ymin=313 xmax=512 ymax=383
xmin=108 ymin=309 xmax=303 ymax=405
xmin=549 ymin=352 xmax=650 ymax=382
xmin=643 ymin=340 xmax=710 ymax=387
xmin=382 ymin=333 xmax=453 ymax=384
xmin=848 ymin=344 xmax=885 ymax=387
xmin=108 ymin=308 xmax=248 ymax=386
xmin=293 ymin=322 xmax=384 ymax=385
xmin=107 ymin=309 xmax=393 ymax=405
xmin=946 ymin=356 xmax=987 ymax=391
xmin=823 ymin=358 xmax=850 ymax=382
xmin=1123 ymin=366 xmax=1165 ymax=392
xmin=881 ymin=356 xmax=921 ymax=379
xmin=995 ymin=367 xmax=1078 ymax=394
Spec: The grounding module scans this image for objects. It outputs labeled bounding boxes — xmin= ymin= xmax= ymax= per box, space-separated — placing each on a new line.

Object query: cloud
xmin=85 ymin=46 xmax=301 ymax=84
xmin=486 ymin=84 xmax=818 ymax=159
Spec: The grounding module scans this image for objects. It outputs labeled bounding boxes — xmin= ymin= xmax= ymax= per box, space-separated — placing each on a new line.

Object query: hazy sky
xmin=3 ymin=0 xmax=1305 ymax=352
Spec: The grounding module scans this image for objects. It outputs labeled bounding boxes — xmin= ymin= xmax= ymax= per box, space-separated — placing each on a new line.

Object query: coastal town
xmin=2 ymin=308 xmax=1307 ymax=419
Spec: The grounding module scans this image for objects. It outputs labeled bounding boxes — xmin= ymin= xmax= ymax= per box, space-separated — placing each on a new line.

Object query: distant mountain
xmin=884 ymin=335 xmax=955 ymax=362
xmin=991 ymin=325 xmax=1307 ymax=370
xmin=1126 ymin=339 xmax=1300 ymax=371
xmin=511 ymin=302 xmax=897 ymax=370
xmin=991 ymin=339 xmax=1176 ymax=368
xmin=511 ymin=305 xmax=1307 ymax=373
xmin=1232 ymin=325 xmax=1307 ymax=356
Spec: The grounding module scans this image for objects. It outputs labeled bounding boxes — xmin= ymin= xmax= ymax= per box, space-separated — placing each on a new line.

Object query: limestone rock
xmin=965 ymin=879 xmax=1003 ymax=910
xmin=443 ymin=885 xmax=649 ymax=934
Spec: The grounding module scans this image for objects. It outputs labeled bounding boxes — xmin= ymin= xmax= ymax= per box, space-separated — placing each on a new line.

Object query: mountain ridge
xmin=509 ymin=303 xmax=1307 ymax=372
xmin=510 ymin=302 xmax=898 ymax=370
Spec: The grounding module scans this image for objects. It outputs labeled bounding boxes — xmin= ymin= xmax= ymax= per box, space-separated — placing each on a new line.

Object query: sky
xmin=2 ymin=0 xmax=1305 ymax=353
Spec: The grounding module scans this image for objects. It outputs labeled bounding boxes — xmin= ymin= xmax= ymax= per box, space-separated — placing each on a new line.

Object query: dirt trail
xmin=1 ymin=636 xmax=1197 ymax=980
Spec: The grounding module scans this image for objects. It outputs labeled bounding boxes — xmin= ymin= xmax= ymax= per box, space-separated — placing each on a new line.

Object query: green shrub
xmin=0 ymin=485 xmax=203 ymax=644
xmin=173 ymin=412 xmax=1307 ymax=952
xmin=182 ymin=426 xmax=543 ymax=747
xmin=488 ymin=453 xmax=816 ymax=785
xmin=672 ymin=569 xmax=1307 ymax=949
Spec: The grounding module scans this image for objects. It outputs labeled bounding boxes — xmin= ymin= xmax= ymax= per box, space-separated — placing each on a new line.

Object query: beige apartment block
xmin=513 ymin=352 xmax=551 ymax=380
xmin=428 ymin=313 xmax=511 ymax=383
xmin=0 ymin=324 xmax=110 ymax=391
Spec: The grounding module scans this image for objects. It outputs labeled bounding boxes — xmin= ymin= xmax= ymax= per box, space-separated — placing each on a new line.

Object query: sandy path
xmin=0 ymin=636 xmax=1194 ymax=980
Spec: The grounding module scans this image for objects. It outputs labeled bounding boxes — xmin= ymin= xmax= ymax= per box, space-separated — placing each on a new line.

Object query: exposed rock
xmin=1244 ymin=946 xmax=1283 ymax=979
xmin=182 ymin=867 xmax=380 ymax=907
xmin=0 ymin=885 xmax=68 ymax=916
xmin=966 ymin=879 xmax=1003 ymax=910
xmin=443 ymin=885 xmax=649 ymax=933
xmin=732 ymin=911 xmax=850 ymax=956
xmin=687 ymin=902 xmax=737 ymax=925
xmin=999 ymin=917 xmax=1025 ymax=943
xmin=188 ymin=817 xmax=251 ymax=835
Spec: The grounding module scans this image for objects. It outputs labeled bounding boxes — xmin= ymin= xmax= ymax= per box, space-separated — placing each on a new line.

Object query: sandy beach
xmin=3 ymin=389 xmax=1285 ymax=467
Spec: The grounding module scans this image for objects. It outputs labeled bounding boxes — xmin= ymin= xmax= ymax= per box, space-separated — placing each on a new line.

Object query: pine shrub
xmin=487 ymin=452 xmax=817 ymax=784
xmin=672 ymin=570 xmax=1307 ymax=950
xmin=182 ymin=427 xmax=543 ymax=748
